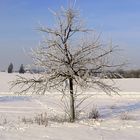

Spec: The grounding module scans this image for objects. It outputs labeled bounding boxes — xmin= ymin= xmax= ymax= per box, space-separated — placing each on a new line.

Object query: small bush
xmin=120 ymin=112 xmax=132 ymax=120
xmin=48 ymin=114 xmax=69 ymax=123
xmin=21 ymin=112 xmax=48 ymax=127
xmin=0 ymin=116 xmax=8 ymax=125
xmin=75 ymin=110 xmax=81 ymax=120
xmin=34 ymin=112 xmax=48 ymax=126
xmin=22 ymin=117 xmax=34 ymax=124
xmin=88 ymin=105 xmax=100 ymax=120
xmin=110 ymin=104 xmax=117 ymax=109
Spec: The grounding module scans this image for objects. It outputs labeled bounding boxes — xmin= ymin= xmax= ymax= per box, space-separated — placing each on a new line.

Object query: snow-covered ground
xmin=0 ymin=72 xmax=140 ymax=140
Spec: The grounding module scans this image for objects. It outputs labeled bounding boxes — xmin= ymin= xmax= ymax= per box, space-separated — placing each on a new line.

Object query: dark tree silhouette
xmin=19 ymin=64 xmax=25 ymax=74
xmin=8 ymin=63 xmax=13 ymax=73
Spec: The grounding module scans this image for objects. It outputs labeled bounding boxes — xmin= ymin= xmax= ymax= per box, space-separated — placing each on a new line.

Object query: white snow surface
xmin=0 ymin=72 xmax=140 ymax=140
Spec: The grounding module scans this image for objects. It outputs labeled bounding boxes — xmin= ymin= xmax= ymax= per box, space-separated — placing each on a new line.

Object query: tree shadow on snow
xmin=0 ymin=96 xmax=30 ymax=102
xmin=100 ymin=102 xmax=140 ymax=119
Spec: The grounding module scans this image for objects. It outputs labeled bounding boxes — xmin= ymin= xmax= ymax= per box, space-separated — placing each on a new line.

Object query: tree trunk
xmin=69 ymin=78 xmax=75 ymax=122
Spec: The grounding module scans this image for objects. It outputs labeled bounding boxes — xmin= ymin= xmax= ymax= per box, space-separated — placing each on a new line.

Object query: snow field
xmin=0 ymin=72 xmax=140 ymax=139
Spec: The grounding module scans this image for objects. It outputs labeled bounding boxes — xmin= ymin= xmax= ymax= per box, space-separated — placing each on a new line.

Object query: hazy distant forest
xmin=4 ymin=63 xmax=140 ymax=78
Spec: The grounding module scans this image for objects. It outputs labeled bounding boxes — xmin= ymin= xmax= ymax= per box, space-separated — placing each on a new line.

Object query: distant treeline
xmin=77 ymin=69 xmax=140 ymax=78
xmin=114 ymin=69 xmax=140 ymax=78
xmin=3 ymin=63 xmax=140 ymax=78
xmin=74 ymin=69 xmax=140 ymax=78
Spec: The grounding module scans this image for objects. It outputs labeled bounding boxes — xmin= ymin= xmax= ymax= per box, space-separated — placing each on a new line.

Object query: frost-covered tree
xmin=8 ymin=63 xmax=13 ymax=73
xmin=12 ymin=5 xmax=124 ymax=122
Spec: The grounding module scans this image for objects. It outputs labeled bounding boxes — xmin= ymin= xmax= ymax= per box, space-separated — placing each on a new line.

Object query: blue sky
xmin=0 ymin=0 xmax=140 ymax=70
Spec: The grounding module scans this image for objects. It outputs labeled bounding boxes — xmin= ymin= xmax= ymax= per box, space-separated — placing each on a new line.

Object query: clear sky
xmin=0 ymin=0 xmax=140 ymax=70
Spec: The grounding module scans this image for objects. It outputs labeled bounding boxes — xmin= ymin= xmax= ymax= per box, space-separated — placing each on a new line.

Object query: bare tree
xmin=11 ymin=6 xmax=124 ymax=122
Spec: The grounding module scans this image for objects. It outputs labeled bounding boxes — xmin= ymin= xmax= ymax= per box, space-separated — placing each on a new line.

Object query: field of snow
xmin=0 ymin=72 xmax=140 ymax=140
